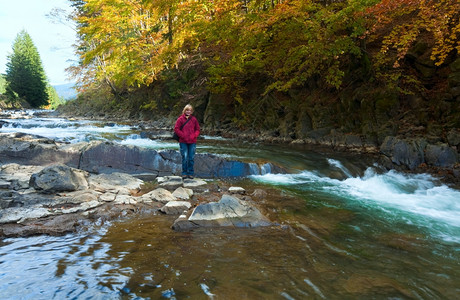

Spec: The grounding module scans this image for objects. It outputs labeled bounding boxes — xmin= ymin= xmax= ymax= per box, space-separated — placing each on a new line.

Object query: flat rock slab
xmin=156 ymin=176 xmax=208 ymax=192
xmin=0 ymin=206 xmax=54 ymax=224
xmin=89 ymin=172 xmax=143 ymax=193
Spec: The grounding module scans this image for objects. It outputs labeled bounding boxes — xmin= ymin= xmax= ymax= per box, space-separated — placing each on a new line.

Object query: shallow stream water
xmin=0 ymin=111 xmax=459 ymax=299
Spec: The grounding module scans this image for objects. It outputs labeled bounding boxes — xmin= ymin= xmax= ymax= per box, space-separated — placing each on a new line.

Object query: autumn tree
xmin=68 ymin=0 xmax=460 ymax=119
xmin=5 ymin=30 xmax=49 ymax=107
xmin=194 ymin=0 xmax=377 ymax=98
xmin=363 ymin=0 xmax=460 ymax=92
xmin=72 ymin=0 xmax=185 ymax=93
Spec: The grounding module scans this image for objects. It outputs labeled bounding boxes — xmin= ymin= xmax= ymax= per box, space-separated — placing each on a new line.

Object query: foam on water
xmin=251 ymin=166 xmax=460 ymax=240
xmin=1 ymin=118 xmax=134 ymax=143
xmin=327 ymin=158 xmax=353 ymax=177
xmin=118 ymin=135 xmax=172 ymax=149
xmin=340 ymin=169 xmax=460 ymax=226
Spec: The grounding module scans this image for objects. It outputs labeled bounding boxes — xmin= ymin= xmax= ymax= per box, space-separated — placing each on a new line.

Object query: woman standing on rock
xmin=174 ymin=104 xmax=200 ymax=179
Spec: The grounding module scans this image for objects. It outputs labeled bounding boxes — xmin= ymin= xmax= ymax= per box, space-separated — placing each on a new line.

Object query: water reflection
xmin=2 ymin=193 xmax=458 ymax=299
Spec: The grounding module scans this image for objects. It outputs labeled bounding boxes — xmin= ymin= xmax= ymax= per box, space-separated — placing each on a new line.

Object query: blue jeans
xmin=179 ymin=143 xmax=196 ymax=176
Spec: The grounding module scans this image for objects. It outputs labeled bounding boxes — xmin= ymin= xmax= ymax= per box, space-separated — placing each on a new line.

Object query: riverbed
xmin=0 ymin=110 xmax=459 ymax=299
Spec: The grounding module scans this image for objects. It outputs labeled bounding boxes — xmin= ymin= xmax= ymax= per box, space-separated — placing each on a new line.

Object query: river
xmin=0 ymin=110 xmax=459 ymax=299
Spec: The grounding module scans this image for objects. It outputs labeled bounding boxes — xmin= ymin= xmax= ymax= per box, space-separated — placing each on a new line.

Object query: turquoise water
xmin=0 ymin=111 xmax=459 ymax=299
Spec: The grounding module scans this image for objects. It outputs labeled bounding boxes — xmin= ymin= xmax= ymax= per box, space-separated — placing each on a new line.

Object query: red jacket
xmin=174 ymin=114 xmax=200 ymax=144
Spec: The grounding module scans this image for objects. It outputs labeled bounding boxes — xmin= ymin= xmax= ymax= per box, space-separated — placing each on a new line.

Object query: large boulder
xmin=0 ymin=136 xmax=285 ymax=178
xmin=29 ymin=164 xmax=89 ymax=193
xmin=0 ymin=133 xmax=81 ymax=167
xmin=380 ymin=137 xmax=427 ymax=170
xmin=425 ymin=144 xmax=458 ymax=167
xmin=172 ymin=195 xmax=271 ymax=230
xmin=79 ymin=141 xmax=180 ymax=175
xmin=79 ymin=141 xmax=282 ymax=178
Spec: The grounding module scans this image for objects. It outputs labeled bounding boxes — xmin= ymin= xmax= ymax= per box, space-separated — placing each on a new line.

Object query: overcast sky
xmin=0 ymin=0 xmax=77 ymax=85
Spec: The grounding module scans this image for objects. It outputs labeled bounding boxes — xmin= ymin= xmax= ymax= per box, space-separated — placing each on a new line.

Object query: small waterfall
xmin=260 ymin=163 xmax=272 ymax=175
xmin=327 ymin=158 xmax=353 ymax=178
xmin=249 ymin=163 xmax=260 ymax=175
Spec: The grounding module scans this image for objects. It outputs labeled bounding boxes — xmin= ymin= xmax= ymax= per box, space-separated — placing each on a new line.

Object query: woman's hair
xmin=182 ymin=104 xmax=194 ymax=114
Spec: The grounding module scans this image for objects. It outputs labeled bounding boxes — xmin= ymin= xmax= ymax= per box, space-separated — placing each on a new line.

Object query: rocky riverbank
xmin=1 ymin=110 xmax=459 ymax=237
xmin=45 ymin=104 xmax=460 ymax=188
xmin=0 ymin=133 xmax=278 ymax=237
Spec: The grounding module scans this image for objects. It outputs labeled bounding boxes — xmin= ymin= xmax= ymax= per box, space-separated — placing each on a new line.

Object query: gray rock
xmin=61 ymin=200 xmax=102 ymax=214
xmin=425 ymin=144 xmax=458 ymax=167
xmin=0 ymin=163 xmax=44 ymax=190
xmin=0 ymin=206 xmax=53 ymax=224
xmin=0 ymin=134 xmax=82 ymax=167
xmin=172 ymin=214 xmax=199 ymax=231
xmin=157 ymin=176 xmax=182 ymax=183
xmin=447 ymin=129 xmax=460 ymax=146
xmin=58 ymin=190 xmax=101 ymax=204
xmin=380 ymin=137 xmax=427 ymax=170
xmin=344 ymin=135 xmax=363 ymax=148
xmin=172 ymin=187 xmax=193 ymax=200
xmin=0 ymin=136 xmax=285 ymax=178
xmin=159 ymin=176 xmax=183 ymax=190
xmin=0 ymin=179 xmax=10 ymax=189
xmin=142 ymin=188 xmax=176 ymax=203
xmin=161 ymin=201 xmax=191 ymax=215
xmin=229 ymin=187 xmax=246 ymax=195
xmin=183 ymin=178 xmax=207 ymax=189
xmin=88 ymin=172 xmax=143 ymax=193
xmin=1 ymin=214 xmax=83 ymax=237
xmin=100 ymin=192 xmax=117 ymax=202
xmin=173 ymin=195 xmax=271 ymax=230
xmin=79 ymin=141 xmax=181 ymax=174
xmin=114 ymin=195 xmax=138 ymax=205
xmin=30 ymin=164 xmax=89 ymax=193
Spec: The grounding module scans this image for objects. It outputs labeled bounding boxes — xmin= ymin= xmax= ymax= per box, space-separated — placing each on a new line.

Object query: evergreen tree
xmin=5 ymin=30 xmax=49 ymax=108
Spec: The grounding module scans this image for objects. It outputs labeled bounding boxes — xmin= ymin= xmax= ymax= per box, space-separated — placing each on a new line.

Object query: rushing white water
xmin=327 ymin=158 xmax=354 ymax=178
xmin=251 ymin=165 xmax=460 ymax=242
xmin=119 ymin=134 xmax=175 ymax=149
xmin=0 ymin=117 xmax=134 ymax=143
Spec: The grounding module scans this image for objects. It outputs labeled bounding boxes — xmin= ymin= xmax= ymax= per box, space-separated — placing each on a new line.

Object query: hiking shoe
xmin=187 ymin=175 xmax=194 ymax=179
